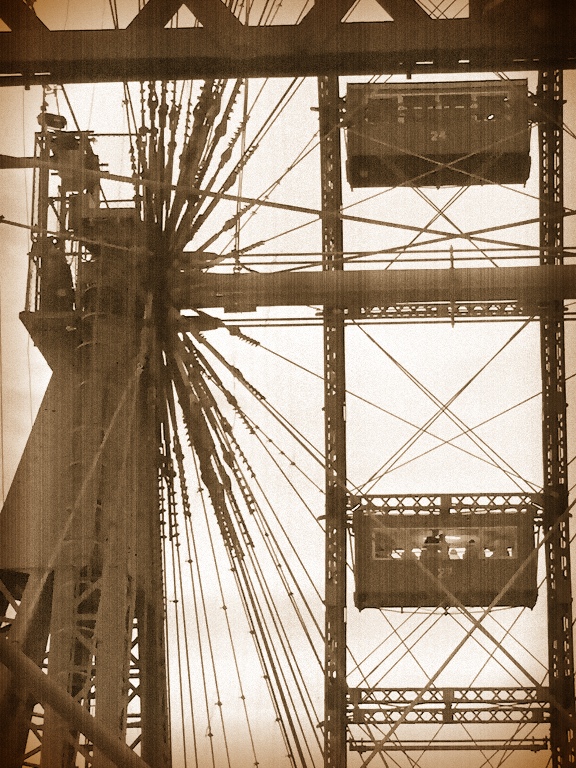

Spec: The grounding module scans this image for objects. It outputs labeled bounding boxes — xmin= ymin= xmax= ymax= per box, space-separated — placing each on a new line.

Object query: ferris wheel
xmin=0 ymin=3 xmax=575 ymax=768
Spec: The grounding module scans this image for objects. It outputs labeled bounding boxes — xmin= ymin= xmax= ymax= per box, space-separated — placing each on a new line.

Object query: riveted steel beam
xmin=318 ymin=74 xmax=348 ymax=768
xmin=538 ymin=69 xmax=576 ymax=768
xmin=0 ymin=1 xmax=574 ymax=85
xmin=172 ymin=264 xmax=576 ymax=312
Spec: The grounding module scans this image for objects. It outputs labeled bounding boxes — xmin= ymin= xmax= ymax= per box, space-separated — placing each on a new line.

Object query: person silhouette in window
xmin=464 ymin=538 xmax=481 ymax=559
xmin=423 ymin=529 xmax=441 ymax=559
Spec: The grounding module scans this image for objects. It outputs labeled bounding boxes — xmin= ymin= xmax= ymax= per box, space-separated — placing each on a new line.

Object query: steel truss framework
xmin=538 ymin=69 xmax=575 ymax=766
xmin=349 ymin=493 xmax=548 ymax=743
xmin=350 ymin=492 xmax=543 ymax=517
xmin=348 ymin=686 xmax=550 ymax=726
xmin=173 ymin=264 xmax=576 ymax=311
xmin=331 ymin=70 xmax=576 ymax=765
xmin=0 ymin=0 xmax=575 ymax=84
xmin=319 ymin=75 xmax=348 ymax=768
xmin=0 ymin=122 xmax=171 ymax=765
xmin=0 ymin=2 xmax=574 ymax=768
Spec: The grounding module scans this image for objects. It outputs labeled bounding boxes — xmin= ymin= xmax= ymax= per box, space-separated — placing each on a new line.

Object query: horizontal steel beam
xmin=351 ymin=493 xmax=542 ymax=513
xmin=349 ymin=685 xmax=549 ymax=726
xmin=349 ymin=739 xmax=549 ymax=752
xmin=0 ymin=8 xmax=574 ymax=85
xmin=353 ymin=300 xmax=542 ymax=321
xmin=0 ymin=154 xmax=36 ymax=169
xmin=172 ymin=265 xmax=576 ymax=311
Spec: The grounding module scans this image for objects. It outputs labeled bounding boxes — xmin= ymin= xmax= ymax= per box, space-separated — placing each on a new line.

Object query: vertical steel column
xmin=318 ymin=75 xmax=348 ymax=768
xmin=134 ymin=357 xmax=172 ymax=768
xmin=538 ymin=69 xmax=576 ymax=766
xmin=32 ymin=123 xmax=50 ymax=311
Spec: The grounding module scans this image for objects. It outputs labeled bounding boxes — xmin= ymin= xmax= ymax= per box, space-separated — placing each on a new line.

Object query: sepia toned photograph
xmin=0 ymin=1 xmax=574 ymax=766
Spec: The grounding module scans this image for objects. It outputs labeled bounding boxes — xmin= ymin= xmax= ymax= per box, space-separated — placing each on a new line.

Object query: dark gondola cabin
xmin=352 ymin=495 xmax=539 ymax=610
xmin=345 ymin=80 xmax=531 ymax=188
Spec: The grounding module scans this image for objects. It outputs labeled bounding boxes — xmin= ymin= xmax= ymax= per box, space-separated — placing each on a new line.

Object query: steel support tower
xmin=318 ymin=75 xmax=348 ymax=768
xmin=538 ymin=68 xmax=575 ymax=765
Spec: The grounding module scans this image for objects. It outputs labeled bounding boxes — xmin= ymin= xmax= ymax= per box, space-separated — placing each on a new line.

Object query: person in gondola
xmin=374 ymin=532 xmax=395 ymax=560
xmin=422 ymin=529 xmax=441 ymax=559
xmin=464 ymin=538 xmax=481 ymax=559
xmin=421 ymin=529 xmax=449 ymax=584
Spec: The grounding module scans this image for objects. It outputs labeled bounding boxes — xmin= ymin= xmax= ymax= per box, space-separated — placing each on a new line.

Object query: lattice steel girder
xmin=350 ymin=493 xmax=542 ymax=515
xmin=178 ymin=300 xmax=576 ymax=328
xmin=319 ymin=74 xmax=348 ymax=768
xmin=174 ymin=264 xmax=576 ymax=311
xmin=538 ymin=69 xmax=576 ymax=768
xmin=349 ymin=739 xmax=549 ymax=752
xmin=0 ymin=0 xmax=575 ymax=85
xmin=348 ymin=687 xmax=550 ymax=726
xmin=353 ymin=300 xmax=543 ymax=321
